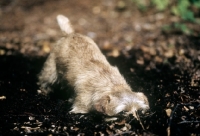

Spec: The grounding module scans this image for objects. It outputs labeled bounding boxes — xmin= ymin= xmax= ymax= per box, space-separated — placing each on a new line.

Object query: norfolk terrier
xmin=38 ymin=15 xmax=149 ymax=117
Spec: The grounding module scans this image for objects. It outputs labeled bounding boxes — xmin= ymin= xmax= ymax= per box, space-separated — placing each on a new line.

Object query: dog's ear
xmin=94 ymin=95 xmax=110 ymax=113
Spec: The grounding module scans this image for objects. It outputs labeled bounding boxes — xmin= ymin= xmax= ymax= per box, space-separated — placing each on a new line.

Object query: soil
xmin=0 ymin=0 xmax=200 ymax=135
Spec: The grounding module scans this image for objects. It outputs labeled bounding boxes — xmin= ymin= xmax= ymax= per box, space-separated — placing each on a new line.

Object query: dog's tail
xmin=57 ymin=15 xmax=74 ymax=34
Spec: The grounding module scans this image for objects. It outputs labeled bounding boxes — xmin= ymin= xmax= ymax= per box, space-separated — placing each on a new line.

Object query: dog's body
xmin=38 ymin=15 xmax=149 ymax=116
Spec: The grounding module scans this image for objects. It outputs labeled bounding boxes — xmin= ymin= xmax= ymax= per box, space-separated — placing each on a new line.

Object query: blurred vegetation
xmin=132 ymin=0 xmax=200 ymax=36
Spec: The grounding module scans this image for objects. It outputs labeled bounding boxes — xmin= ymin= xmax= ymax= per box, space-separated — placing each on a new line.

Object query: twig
xmin=167 ymin=102 xmax=200 ymax=136
xmin=143 ymin=111 xmax=156 ymax=118
xmin=4 ymin=114 xmax=56 ymax=117
xmin=167 ymin=104 xmax=180 ymax=136
xmin=178 ymin=120 xmax=200 ymax=124
xmin=128 ymin=110 xmax=151 ymax=130
xmin=136 ymin=111 xmax=145 ymax=130
xmin=114 ymin=131 xmax=133 ymax=136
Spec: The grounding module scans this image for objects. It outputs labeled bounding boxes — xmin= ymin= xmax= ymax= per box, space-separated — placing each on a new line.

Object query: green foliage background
xmin=132 ymin=0 xmax=200 ymax=35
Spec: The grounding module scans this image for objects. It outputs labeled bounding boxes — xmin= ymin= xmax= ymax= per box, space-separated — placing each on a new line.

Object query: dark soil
xmin=0 ymin=0 xmax=200 ymax=135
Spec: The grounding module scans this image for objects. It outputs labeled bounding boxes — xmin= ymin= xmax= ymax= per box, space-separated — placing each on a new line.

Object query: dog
xmin=38 ymin=15 xmax=149 ymax=116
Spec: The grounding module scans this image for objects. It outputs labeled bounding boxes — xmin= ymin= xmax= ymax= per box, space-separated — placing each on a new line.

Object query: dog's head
xmin=94 ymin=90 xmax=149 ymax=116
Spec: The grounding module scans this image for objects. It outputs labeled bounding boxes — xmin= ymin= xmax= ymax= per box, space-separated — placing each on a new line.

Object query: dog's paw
xmin=69 ymin=107 xmax=88 ymax=114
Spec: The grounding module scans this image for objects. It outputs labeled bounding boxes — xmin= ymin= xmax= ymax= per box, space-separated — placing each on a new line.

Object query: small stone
xmin=107 ymin=49 xmax=120 ymax=57
xmin=0 ymin=96 xmax=6 ymax=100
xmin=116 ymin=0 xmax=126 ymax=11
xmin=29 ymin=116 xmax=35 ymax=121
xmin=179 ymin=49 xmax=185 ymax=55
xmin=149 ymin=48 xmax=157 ymax=56
xmin=140 ymin=45 xmax=149 ymax=53
xmin=105 ymin=117 xmax=118 ymax=122
xmin=155 ymin=56 xmax=163 ymax=63
xmin=37 ymin=90 xmax=42 ymax=94
xmin=180 ymin=87 xmax=185 ymax=93
xmin=121 ymin=126 xmax=127 ymax=131
xmin=63 ymin=126 xmax=67 ymax=131
xmin=165 ymin=108 xmax=172 ymax=117
xmin=0 ymin=49 xmax=5 ymax=55
xmin=71 ymin=126 xmax=79 ymax=131
xmin=125 ymin=123 xmax=131 ymax=130
xmin=92 ymin=6 xmax=101 ymax=14
xmin=183 ymin=106 xmax=189 ymax=111
xmin=102 ymin=41 xmax=113 ymax=50
xmin=165 ymin=93 xmax=170 ymax=97
xmin=164 ymin=50 xmax=174 ymax=58
xmin=42 ymin=41 xmax=50 ymax=53
xmin=189 ymin=106 xmax=194 ymax=110
xmin=136 ymin=58 xmax=144 ymax=65
xmin=181 ymin=116 xmax=186 ymax=120
xmin=78 ymin=18 xmax=87 ymax=26
xmin=130 ymin=68 xmax=134 ymax=72
xmin=87 ymin=32 xmax=96 ymax=39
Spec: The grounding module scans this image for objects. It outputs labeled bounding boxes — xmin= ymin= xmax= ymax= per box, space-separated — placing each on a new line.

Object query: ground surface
xmin=0 ymin=0 xmax=200 ymax=135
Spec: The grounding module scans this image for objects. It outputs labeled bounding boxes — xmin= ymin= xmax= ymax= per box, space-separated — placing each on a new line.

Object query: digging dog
xmin=38 ymin=15 xmax=149 ymax=116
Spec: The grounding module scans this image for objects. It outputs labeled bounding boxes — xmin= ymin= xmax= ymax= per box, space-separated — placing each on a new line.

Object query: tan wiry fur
xmin=38 ymin=15 xmax=149 ymax=116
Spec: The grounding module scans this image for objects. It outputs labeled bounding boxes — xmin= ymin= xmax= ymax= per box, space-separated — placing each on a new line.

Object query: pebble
xmin=92 ymin=6 xmax=101 ymax=14
xmin=0 ymin=96 xmax=6 ymax=100
xmin=136 ymin=58 xmax=144 ymax=65
xmin=87 ymin=32 xmax=96 ymax=39
xmin=165 ymin=109 xmax=172 ymax=117
xmin=164 ymin=50 xmax=174 ymax=58
xmin=107 ymin=49 xmax=120 ymax=57
xmin=0 ymin=49 xmax=5 ymax=55
xmin=29 ymin=116 xmax=35 ymax=121
xmin=116 ymin=0 xmax=126 ymax=11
